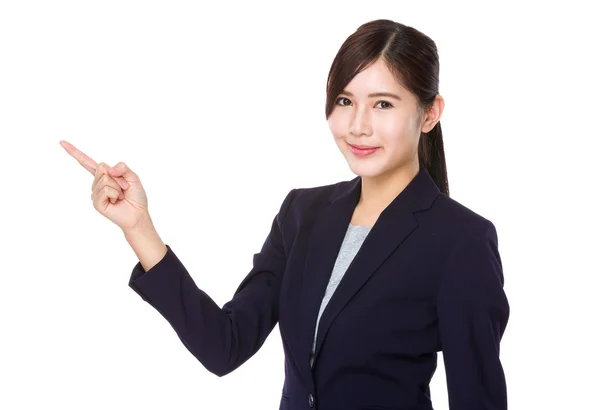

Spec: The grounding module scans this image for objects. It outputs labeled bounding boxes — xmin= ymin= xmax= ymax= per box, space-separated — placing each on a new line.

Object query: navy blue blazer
xmin=128 ymin=167 xmax=510 ymax=410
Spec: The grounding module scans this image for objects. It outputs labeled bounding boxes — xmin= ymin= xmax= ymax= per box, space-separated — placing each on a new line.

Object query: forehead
xmin=345 ymin=59 xmax=406 ymax=96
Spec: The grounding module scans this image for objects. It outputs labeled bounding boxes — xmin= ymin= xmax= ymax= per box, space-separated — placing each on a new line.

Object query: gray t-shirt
xmin=309 ymin=223 xmax=372 ymax=368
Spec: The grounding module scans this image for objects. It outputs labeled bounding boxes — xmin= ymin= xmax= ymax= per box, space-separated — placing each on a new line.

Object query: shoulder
xmin=292 ymin=178 xmax=354 ymax=204
xmin=277 ymin=178 xmax=354 ymax=222
xmin=430 ymin=194 xmax=498 ymax=243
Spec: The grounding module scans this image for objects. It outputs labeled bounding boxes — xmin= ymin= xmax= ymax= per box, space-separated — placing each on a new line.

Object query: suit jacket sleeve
xmin=128 ymin=188 xmax=296 ymax=377
xmin=436 ymin=221 xmax=510 ymax=410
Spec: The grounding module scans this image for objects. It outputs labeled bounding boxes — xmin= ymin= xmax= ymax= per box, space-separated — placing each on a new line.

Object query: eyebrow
xmin=339 ymin=90 xmax=402 ymax=101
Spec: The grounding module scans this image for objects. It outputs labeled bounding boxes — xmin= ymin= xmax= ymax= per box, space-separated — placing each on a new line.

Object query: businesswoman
xmin=62 ymin=19 xmax=509 ymax=410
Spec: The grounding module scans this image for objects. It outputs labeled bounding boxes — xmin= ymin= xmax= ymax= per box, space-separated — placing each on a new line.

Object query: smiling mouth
xmin=348 ymin=143 xmax=380 ymax=157
xmin=349 ymin=143 xmax=378 ymax=149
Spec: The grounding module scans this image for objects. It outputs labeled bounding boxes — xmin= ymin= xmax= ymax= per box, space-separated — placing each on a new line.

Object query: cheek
xmin=328 ymin=116 xmax=345 ymax=140
xmin=376 ymin=120 xmax=408 ymax=145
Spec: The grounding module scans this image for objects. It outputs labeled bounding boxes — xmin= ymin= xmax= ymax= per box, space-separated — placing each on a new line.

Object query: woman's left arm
xmin=436 ymin=221 xmax=510 ymax=410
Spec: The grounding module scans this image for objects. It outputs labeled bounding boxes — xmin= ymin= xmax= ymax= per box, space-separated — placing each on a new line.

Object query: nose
xmin=348 ymin=106 xmax=372 ymax=137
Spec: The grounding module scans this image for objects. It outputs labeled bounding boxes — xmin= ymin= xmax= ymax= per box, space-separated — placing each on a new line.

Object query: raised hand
xmin=60 ymin=140 xmax=149 ymax=232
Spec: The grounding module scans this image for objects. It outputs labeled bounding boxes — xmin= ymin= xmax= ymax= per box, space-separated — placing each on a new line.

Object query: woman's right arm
xmin=61 ymin=140 xmax=294 ymax=377
xmin=126 ymin=188 xmax=296 ymax=377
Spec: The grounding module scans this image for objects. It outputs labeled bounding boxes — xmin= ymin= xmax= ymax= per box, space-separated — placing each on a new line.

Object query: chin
xmin=346 ymin=161 xmax=387 ymax=178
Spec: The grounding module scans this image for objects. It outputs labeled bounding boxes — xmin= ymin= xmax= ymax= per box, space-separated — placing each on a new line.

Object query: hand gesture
xmin=60 ymin=140 xmax=149 ymax=231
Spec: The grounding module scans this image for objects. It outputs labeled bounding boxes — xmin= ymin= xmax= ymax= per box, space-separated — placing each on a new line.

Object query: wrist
xmin=123 ymin=211 xmax=154 ymax=238
xmin=123 ymin=212 xmax=168 ymax=272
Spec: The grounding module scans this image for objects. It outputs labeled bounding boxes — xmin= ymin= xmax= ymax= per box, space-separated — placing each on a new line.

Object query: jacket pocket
xmin=279 ymin=394 xmax=290 ymax=410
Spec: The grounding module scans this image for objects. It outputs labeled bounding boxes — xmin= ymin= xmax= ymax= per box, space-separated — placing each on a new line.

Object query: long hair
xmin=325 ymin=19 xmax=449 ymax=196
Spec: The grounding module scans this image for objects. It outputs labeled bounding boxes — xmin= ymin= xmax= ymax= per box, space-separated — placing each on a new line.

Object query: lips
xmin=348 ymin=143 xmax=380 ymax=157
xmin=350 ymin=144 xmax=376 ymax=149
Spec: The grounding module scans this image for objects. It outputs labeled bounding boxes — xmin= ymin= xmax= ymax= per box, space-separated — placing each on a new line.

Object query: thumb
xmin=108 ymin=162 xmax=138 ymax=182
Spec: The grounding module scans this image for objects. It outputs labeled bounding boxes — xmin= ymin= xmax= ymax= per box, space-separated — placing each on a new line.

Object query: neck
xmin=357 ymin=162 xmax=420 ymax=214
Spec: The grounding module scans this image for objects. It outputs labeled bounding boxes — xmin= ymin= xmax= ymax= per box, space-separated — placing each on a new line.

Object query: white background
xmin=1 ymin=1 xmax=598 ymax=409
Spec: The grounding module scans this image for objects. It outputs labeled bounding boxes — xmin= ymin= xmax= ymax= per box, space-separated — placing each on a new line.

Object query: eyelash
xmin=335 ymin=97 xmax=394 ymax=109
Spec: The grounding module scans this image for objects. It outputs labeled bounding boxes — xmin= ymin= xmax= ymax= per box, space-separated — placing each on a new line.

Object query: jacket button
xmin=308 ymin=393 xmax=315 ymax=408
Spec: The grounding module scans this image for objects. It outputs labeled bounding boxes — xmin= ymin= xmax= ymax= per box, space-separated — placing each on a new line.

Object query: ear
xmin=421 ymin=94 xmax=444 ymax=133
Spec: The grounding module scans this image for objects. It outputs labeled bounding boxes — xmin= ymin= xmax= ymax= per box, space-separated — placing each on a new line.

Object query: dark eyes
xmin=335 ymin=97 xmax=393 ymax=109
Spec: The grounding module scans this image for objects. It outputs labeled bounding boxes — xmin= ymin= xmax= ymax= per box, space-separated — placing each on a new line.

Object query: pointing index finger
xmin=60 ymin=140 xmax=97 ymax=175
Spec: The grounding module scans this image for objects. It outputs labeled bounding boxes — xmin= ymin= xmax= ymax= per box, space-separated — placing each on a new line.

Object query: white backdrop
xmin=1 ymin=1 xmax=598 ymax=409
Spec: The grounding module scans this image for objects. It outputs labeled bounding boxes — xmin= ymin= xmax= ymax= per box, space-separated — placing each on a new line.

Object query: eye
xmin=376 ymin=100 xmax=393 ymax=109
xmin=336 ymin=97 xmax=351 ymax=106
xmin=335 ymin=97 xmax=394 ymax=109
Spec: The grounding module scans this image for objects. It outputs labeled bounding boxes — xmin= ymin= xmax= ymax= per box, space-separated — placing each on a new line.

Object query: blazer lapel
xmin=296 ymin=176 xmax=359 ymax=385
xmin=298 ymin=167 xmax=441 ymax=381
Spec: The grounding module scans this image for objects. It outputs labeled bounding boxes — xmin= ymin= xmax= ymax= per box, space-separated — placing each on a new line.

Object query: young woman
xmin=62 ymin=19 xmax=509 ymax=410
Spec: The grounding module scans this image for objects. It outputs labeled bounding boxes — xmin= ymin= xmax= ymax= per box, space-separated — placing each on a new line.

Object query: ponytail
xmin=418 ymin=121 xmax=449 ymax=196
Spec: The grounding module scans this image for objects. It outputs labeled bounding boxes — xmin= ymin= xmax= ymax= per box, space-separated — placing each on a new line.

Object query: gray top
xmin=309 ymin=223 xmax=372 ymax=368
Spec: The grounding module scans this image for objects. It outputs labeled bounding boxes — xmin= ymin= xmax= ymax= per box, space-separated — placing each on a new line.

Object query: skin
xmin=328 ymin=58 xmax=444 ymax=226
xmin=60 ymin=140 xmax=166 ymax=272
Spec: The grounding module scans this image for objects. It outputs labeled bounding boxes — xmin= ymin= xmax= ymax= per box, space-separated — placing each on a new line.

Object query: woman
xmin=62 ymin=19 xmax=509 ymax=410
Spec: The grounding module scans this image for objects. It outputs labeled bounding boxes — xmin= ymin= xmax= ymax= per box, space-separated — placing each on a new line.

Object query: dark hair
xmin=325 ymin=19 xmax=449 ymax=196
